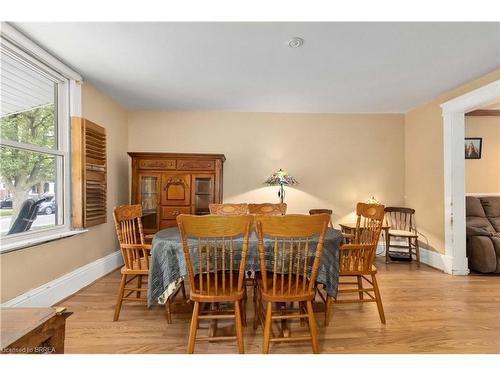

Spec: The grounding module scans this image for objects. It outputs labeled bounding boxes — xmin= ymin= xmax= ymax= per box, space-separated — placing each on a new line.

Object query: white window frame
xmin=0 ymin=23 xmax=84 ymax=253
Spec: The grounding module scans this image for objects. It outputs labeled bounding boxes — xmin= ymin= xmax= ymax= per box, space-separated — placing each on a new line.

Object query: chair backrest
xmin=309 ymin=208 xmax=333 ymax=228
xmin=177 ymin=214 xmax=253 ymax=296
xmin=255 ymin=214 xmax=329 ymax=296
xmin=209 ymin=203 xmax=249 ymax=216
xmin=113 ymin=204 xmax=148 ymax=271
xmin=384 ymin=206 xmax=416 ymax=233
xmin=248 ymin=203 xmax=287 ymax=216
xmin=340 ymin=203 xmax=384 ymax=274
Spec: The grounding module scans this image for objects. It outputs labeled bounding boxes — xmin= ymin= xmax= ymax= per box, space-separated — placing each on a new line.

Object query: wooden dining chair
xmin=384 ymin=207 xmax=420 ymax=266
xmin=309 ymin=208 xmax=333 ymax=228
xmin=209 ymin=204 xmax=254 ymax=307
xmin=248 ymin=203 xmax=287 ymax=216
xmin=209 ymin=203 xmax=249 ymax=215
xmin=112 ymin=204 xmax=151 ymax=321
xmin=113 ymin=204 xmax=185 ymax=323
xmin=177 ymin=214 xmax=253 ymax=354
xmin=253 ymin=214 xmax=330 ymax=354
xmin=323 ymin=203 xmax=386 ymax=326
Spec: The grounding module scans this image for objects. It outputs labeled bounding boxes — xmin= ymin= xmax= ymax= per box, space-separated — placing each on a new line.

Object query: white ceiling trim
xmin=1 ymin=22 xmax=82 ymax=81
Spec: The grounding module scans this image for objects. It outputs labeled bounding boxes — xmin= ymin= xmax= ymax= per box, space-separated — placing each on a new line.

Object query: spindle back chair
xmin=112 ymin=204 xmax=151 ymax=321
xmin=113 ymin=204 xmax=186 ymax=323
xmin=384 ymin=207 xmax=420 ymax=266
xmin=248 ymin=203 xmax=287 ymax=216
xmin=325 ymin=202 xmax=386 ymax=325
xmin=208 ymin=203 xmax=249 ymax=215
xmin=254 ymin=214 xmax=329 ymax=354
xmin=343 ymin=202 xmax=385 ymax=272
xmin=177 ymin=214 xmax=253 ymax=354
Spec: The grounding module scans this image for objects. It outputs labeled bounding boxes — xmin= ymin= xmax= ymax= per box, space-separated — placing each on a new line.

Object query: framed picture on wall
xmin=465 ymin=137 xmax=482 ymax=159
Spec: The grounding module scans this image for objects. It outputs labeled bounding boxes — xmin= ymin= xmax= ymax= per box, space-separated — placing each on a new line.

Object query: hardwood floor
xmin=59 ymin=257 xmax=500 ymax=354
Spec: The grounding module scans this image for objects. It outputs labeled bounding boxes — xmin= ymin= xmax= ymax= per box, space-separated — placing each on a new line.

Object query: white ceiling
xmin=12 ymin=22 xmax=500 ymax=113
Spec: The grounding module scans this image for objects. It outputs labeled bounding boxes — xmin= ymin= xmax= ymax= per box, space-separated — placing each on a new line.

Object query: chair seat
xmin=388 ymin=229 xmax=417 ymax=237
xmin=190 ymin=271 xmax=245 ymax=302
xmin=256 ymin=272 xmax=315 ymax=301
xmin=121 ymin=256 xmax=150 ymax=275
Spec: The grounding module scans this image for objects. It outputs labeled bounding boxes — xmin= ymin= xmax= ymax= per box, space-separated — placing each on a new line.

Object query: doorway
xmin=441 ymin=80 xmax=500 ymax=275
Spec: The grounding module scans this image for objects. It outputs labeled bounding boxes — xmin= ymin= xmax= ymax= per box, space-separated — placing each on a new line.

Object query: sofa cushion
xmin=480 ymin=197 xmax=500 ymax=217
xmin=466 ymin=216 xmax=495 ymax=235
xmin=480 ymin=197 xmax=500 ymax=232
xmin=488 ymin=217 xmax=500 ymax=232
xmin=467 ymin=236 xmax=497 ymax=273
xmin=492 ymin=236 xmax=500 ymax=257
xmin=466 ymin=196 xmax=486 ymax=217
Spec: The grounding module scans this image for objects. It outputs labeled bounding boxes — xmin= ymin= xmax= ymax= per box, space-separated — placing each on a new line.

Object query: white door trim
xmin=441 ymin=79 xmax=500 ymax=275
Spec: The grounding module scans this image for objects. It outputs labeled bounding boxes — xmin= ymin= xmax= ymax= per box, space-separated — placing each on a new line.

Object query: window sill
xmin=0 ymin=229 xmax=88 ymax=254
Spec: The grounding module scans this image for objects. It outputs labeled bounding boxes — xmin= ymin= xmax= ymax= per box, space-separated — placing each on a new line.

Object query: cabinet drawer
xmin=161 ymin=206 xmax=191 ymax=220
xmin=139 ymin=159 xmax=176 ymax=170
xmin=177 ymin=159 xmax=214 ymax=171
xmin=160 ymin=220 xmax=178 ymax=230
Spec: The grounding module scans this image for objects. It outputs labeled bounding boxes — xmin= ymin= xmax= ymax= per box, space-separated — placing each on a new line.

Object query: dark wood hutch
xmin=128 ymin=152 xmax=225 ymax=234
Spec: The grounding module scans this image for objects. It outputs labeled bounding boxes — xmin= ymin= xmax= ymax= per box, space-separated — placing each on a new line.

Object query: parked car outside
xmin=0 ymin=197 xmax=12 ymax=209
xmin=37 ymin=195 xmax=56 ymax=215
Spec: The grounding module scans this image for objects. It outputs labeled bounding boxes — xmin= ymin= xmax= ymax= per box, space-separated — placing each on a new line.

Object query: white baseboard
xmin=466 ymin=193 xmax=500 ymax=197
xmin=377 ymin=241 xmax=452 ymax=273
xmin=418 ymin=247 xmax=453 ymax=273
xmin=2 ymin=250 xmax=123 ymax=307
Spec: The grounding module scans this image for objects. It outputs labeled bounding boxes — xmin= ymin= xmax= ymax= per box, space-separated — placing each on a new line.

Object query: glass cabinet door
xmin=139 ymin=174 xmax=159 ymax=231
xmin=192 ymin=174 xmax=214 ymax=215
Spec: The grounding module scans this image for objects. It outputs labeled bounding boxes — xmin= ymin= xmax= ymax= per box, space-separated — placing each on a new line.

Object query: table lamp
xmin=366 ymin=196 xmax=382 ymax=205
xmin=264 ymin=169 xmax=298 ymax=204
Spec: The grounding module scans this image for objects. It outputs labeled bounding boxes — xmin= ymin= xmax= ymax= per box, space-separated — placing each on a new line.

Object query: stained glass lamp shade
xmin=264 ymin=169 xmax=298 ymax=203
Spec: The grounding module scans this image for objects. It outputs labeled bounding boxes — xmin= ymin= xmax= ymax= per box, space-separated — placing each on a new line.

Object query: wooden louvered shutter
xmin=71 ymin=117 xmax=107 ymax=228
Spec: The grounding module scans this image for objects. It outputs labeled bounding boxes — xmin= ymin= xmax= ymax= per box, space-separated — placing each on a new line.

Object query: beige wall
xmin=0 ymin=83 xmax=129 ymax=303
xmin=2 ymin=70 xmax=498 ymax=303
xmin=465 ymin=115 xmax=500 ymax=193
xmin=128 ymin=112 xmax=405 ymax=224
xmin=404 ymin=69 xmax=500 ymax=254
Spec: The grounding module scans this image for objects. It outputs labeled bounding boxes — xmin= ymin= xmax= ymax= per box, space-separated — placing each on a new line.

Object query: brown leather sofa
xmin=466 ymin=196 xmax=500 ymax=273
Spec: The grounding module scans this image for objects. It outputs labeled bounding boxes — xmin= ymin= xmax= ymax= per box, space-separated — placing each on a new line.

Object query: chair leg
xmin=357 ymin=275 xmax=364 ymax=300
xmin=262 ymin=301 xmax=273 ymax=354
xmin=253 ymin=286 xmax=261 ymax=330
xmin=415 ymin=238 xmax=421 ymax=268
xmin=298 ymin=301 xmax=306 ymax=327
xmin=234 ymin=300 xmax=244 ymax=354
xmin=165 ymin=297 xmax=173 ymax=324
xmin=113 ymin=274 xmax=127 ymax=321
xmin=180 ymin=280 xmax=187 ymax=301
xmin=385 ymin=234 xmax=391 ymax=263
xmin=187 ymin=301 xmax=200 ymax=354
xmin=241 ymin=289 xmax=247 ymax=327
xmin=324 ymin=295 xmax=331 ymax=327
xmin=209 ymin=303 xmax=219 ymax=339
xmin=371 ymin=273 xmax=386 ymax=324
xmin=136 ymin=275 xmax=142 ymax=298
xmin=306 ymin=300 xmax=319 ymax=354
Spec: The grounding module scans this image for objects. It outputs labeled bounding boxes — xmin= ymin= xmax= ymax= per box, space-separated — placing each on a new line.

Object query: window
xmin=0 ymin=36 xmax=71 ymax=250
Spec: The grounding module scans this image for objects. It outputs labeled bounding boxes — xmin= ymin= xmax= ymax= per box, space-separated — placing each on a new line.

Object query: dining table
xmin=147 ymin=226 xmax=343 ymax=307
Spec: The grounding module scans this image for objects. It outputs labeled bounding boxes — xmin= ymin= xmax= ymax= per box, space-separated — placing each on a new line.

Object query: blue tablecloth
xmin=148 ymin=227 xmax=342 ymax=307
